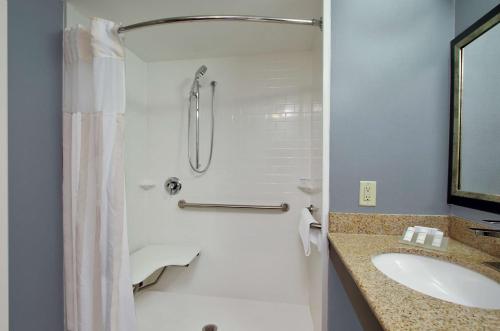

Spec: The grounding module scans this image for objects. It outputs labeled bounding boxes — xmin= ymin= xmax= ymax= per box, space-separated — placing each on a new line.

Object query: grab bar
xmin=178 ymin=200 xmax=289 ymax=212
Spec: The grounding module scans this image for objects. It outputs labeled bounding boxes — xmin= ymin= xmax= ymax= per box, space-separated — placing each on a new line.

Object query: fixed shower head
xmin=194 ymin=65 xmax=207 ymax=80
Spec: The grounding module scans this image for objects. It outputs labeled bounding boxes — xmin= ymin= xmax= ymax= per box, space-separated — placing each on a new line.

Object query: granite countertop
xmin=328 ymin=232 xmax=500 ymax=331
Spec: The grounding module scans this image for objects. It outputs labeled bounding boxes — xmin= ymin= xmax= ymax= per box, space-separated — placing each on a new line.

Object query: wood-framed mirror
xmin=448 ymin=4 xmax=500 ymax=214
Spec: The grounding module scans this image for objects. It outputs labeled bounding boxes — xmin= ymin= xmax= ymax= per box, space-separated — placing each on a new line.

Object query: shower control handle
xmin=165 ymin=177 xmax=182 ymax=195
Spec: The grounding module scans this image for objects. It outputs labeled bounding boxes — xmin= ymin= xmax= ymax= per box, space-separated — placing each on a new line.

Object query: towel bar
xmin=306 ymin=204 xmax=321 ymax=229
xmin=178 ymin=200 xmax=289 ymax=212
xmin=310 ymin=222 xmax=322 ymax=229
xmin=307 ymin=204 xmax=318 ymax=213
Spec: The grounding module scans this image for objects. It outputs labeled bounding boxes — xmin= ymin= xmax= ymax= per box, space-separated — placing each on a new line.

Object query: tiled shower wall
xmin=125 ymin=51 xmax=321 ymax=305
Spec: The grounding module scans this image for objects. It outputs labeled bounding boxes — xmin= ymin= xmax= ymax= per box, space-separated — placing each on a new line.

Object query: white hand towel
xmin=299 ymin=208 xmax=321 ymax=256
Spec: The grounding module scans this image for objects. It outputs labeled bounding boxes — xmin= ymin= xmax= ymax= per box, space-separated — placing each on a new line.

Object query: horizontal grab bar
xmin=178 ymin=200 xmax=289 ymax=212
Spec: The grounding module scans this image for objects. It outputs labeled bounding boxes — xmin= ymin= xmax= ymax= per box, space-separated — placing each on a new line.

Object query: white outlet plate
xmin=359 ymin=181 xmax=376 ymax=206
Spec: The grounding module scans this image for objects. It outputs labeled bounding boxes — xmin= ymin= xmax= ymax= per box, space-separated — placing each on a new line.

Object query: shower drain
xmin=202 ymin=324 xmax=218 ymax=331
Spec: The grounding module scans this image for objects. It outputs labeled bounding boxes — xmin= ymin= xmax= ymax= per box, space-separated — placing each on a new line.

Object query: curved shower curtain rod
xmin=117 ymin=15 xmax=323 ymax=33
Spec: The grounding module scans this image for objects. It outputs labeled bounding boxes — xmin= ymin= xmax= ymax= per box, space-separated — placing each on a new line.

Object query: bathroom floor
xmin=135 ymin=291 xmax=313 ymax=331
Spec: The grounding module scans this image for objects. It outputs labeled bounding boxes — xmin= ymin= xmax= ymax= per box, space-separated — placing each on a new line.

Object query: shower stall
xmin=65 ymin=1 xmax=330 ymax=330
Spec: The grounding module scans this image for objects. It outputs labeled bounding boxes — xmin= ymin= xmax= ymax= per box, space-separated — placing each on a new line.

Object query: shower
xmin=188 ymin=65 xmax=216 ymax=173
xmin=65 ymin=6 xmax=327 ymax=331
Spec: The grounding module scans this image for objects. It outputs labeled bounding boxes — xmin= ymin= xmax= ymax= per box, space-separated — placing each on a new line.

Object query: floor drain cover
xmin=202 ymin=324 xmax=218 ymax=331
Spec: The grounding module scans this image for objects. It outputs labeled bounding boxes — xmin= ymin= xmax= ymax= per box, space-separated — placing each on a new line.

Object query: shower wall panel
xmin=127 ymin=51 xmax=316 ymax=305
xmin=124 ymin=50 xmax=150 ymax=252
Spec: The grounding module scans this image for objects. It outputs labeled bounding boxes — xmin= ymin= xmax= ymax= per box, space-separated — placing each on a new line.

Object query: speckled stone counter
xmin=328 ymin=214 xmax=500 ymax=331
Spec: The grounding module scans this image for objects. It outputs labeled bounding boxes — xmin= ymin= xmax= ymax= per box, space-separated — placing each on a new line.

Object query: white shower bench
xmin=130 ymin=244 xmax=200 ymax=292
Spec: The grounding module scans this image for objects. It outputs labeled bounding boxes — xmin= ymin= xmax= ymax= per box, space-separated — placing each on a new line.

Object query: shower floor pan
xmin=135 ymin=291 xmax=313 ymax=331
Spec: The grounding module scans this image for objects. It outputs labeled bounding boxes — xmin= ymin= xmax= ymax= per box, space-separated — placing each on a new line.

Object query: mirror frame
xmin=448 ymin=4 xmax=500 ymax=214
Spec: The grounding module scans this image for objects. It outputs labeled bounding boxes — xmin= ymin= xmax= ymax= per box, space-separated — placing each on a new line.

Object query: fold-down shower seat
xmin=130 ymin=244 xmax=200 ymax=292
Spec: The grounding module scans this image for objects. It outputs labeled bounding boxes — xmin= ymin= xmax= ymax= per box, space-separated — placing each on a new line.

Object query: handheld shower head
xmin=194 ymin=65 xmax=208 ymax=80
xmin=191 ymin=65 xmax=208 ymax=96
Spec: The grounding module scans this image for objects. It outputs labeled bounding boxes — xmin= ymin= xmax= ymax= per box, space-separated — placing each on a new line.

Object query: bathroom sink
xmin=371 ymin=253 xmax=500 ymax=309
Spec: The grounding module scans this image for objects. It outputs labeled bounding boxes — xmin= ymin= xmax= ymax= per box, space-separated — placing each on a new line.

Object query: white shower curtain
xmin=62 ymin=18 xmax=136 ymax=331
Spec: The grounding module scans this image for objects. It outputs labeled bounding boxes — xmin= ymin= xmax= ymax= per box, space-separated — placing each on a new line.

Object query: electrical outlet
xmin=359 ymin=181 xmax=376 ymax=207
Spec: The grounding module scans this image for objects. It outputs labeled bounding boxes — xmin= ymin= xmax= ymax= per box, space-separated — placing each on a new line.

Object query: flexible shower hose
xmin=187 ymin=81 xmax=216 ymax=173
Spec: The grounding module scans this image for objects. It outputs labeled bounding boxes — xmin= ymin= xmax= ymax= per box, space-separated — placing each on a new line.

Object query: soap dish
xmin=139 ymin=180 xmax=156 ymax=191
xmin=297 ymin=178 xmax=321 ymax=194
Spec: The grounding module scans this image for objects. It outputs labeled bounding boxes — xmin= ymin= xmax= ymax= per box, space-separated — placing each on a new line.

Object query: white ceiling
xmin=68 ymin=0 xmax=322 ymax=62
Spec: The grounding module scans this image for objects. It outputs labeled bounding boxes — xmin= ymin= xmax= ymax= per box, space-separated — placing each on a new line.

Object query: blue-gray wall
xmin=455 ymin=0 xmax=500 ymax=35
xmin=329 ymin=1 xmax=452 ymax=330
xmin=328 ymin=1 xmax=499 ymax=330
xmin=327 ymin=262 xmax=363 ymax=331
xmin=450 ymin=0 xmax=500 ymax=221
xmin=330 ymin=0 xmax=454 ymax=215
xmin=8 ymin=0 xmax=64 ymax=330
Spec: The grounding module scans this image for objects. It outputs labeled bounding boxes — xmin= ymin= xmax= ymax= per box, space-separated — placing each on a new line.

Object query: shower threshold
xmin=134 ymin=291 xmax=313 ymax=331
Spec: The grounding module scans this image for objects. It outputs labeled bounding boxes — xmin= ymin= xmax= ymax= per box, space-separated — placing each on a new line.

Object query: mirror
xmin=449 ymin=4 xmax=500 ymax=213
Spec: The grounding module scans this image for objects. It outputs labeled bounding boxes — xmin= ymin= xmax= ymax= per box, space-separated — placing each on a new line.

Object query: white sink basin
xmin=371 ymin=253 xmax=500 ymax=309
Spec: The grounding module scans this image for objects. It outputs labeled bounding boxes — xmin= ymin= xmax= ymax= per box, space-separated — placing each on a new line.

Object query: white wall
xmin=126 ymin=51 xmax=319 ymax=305
xmin=124 ymin=49 xmax=149 ymax=252
xmin=65 ymin=2 xmax=89 ymax=27
xmin=0 ymin=1 xmax=8 ymax=330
